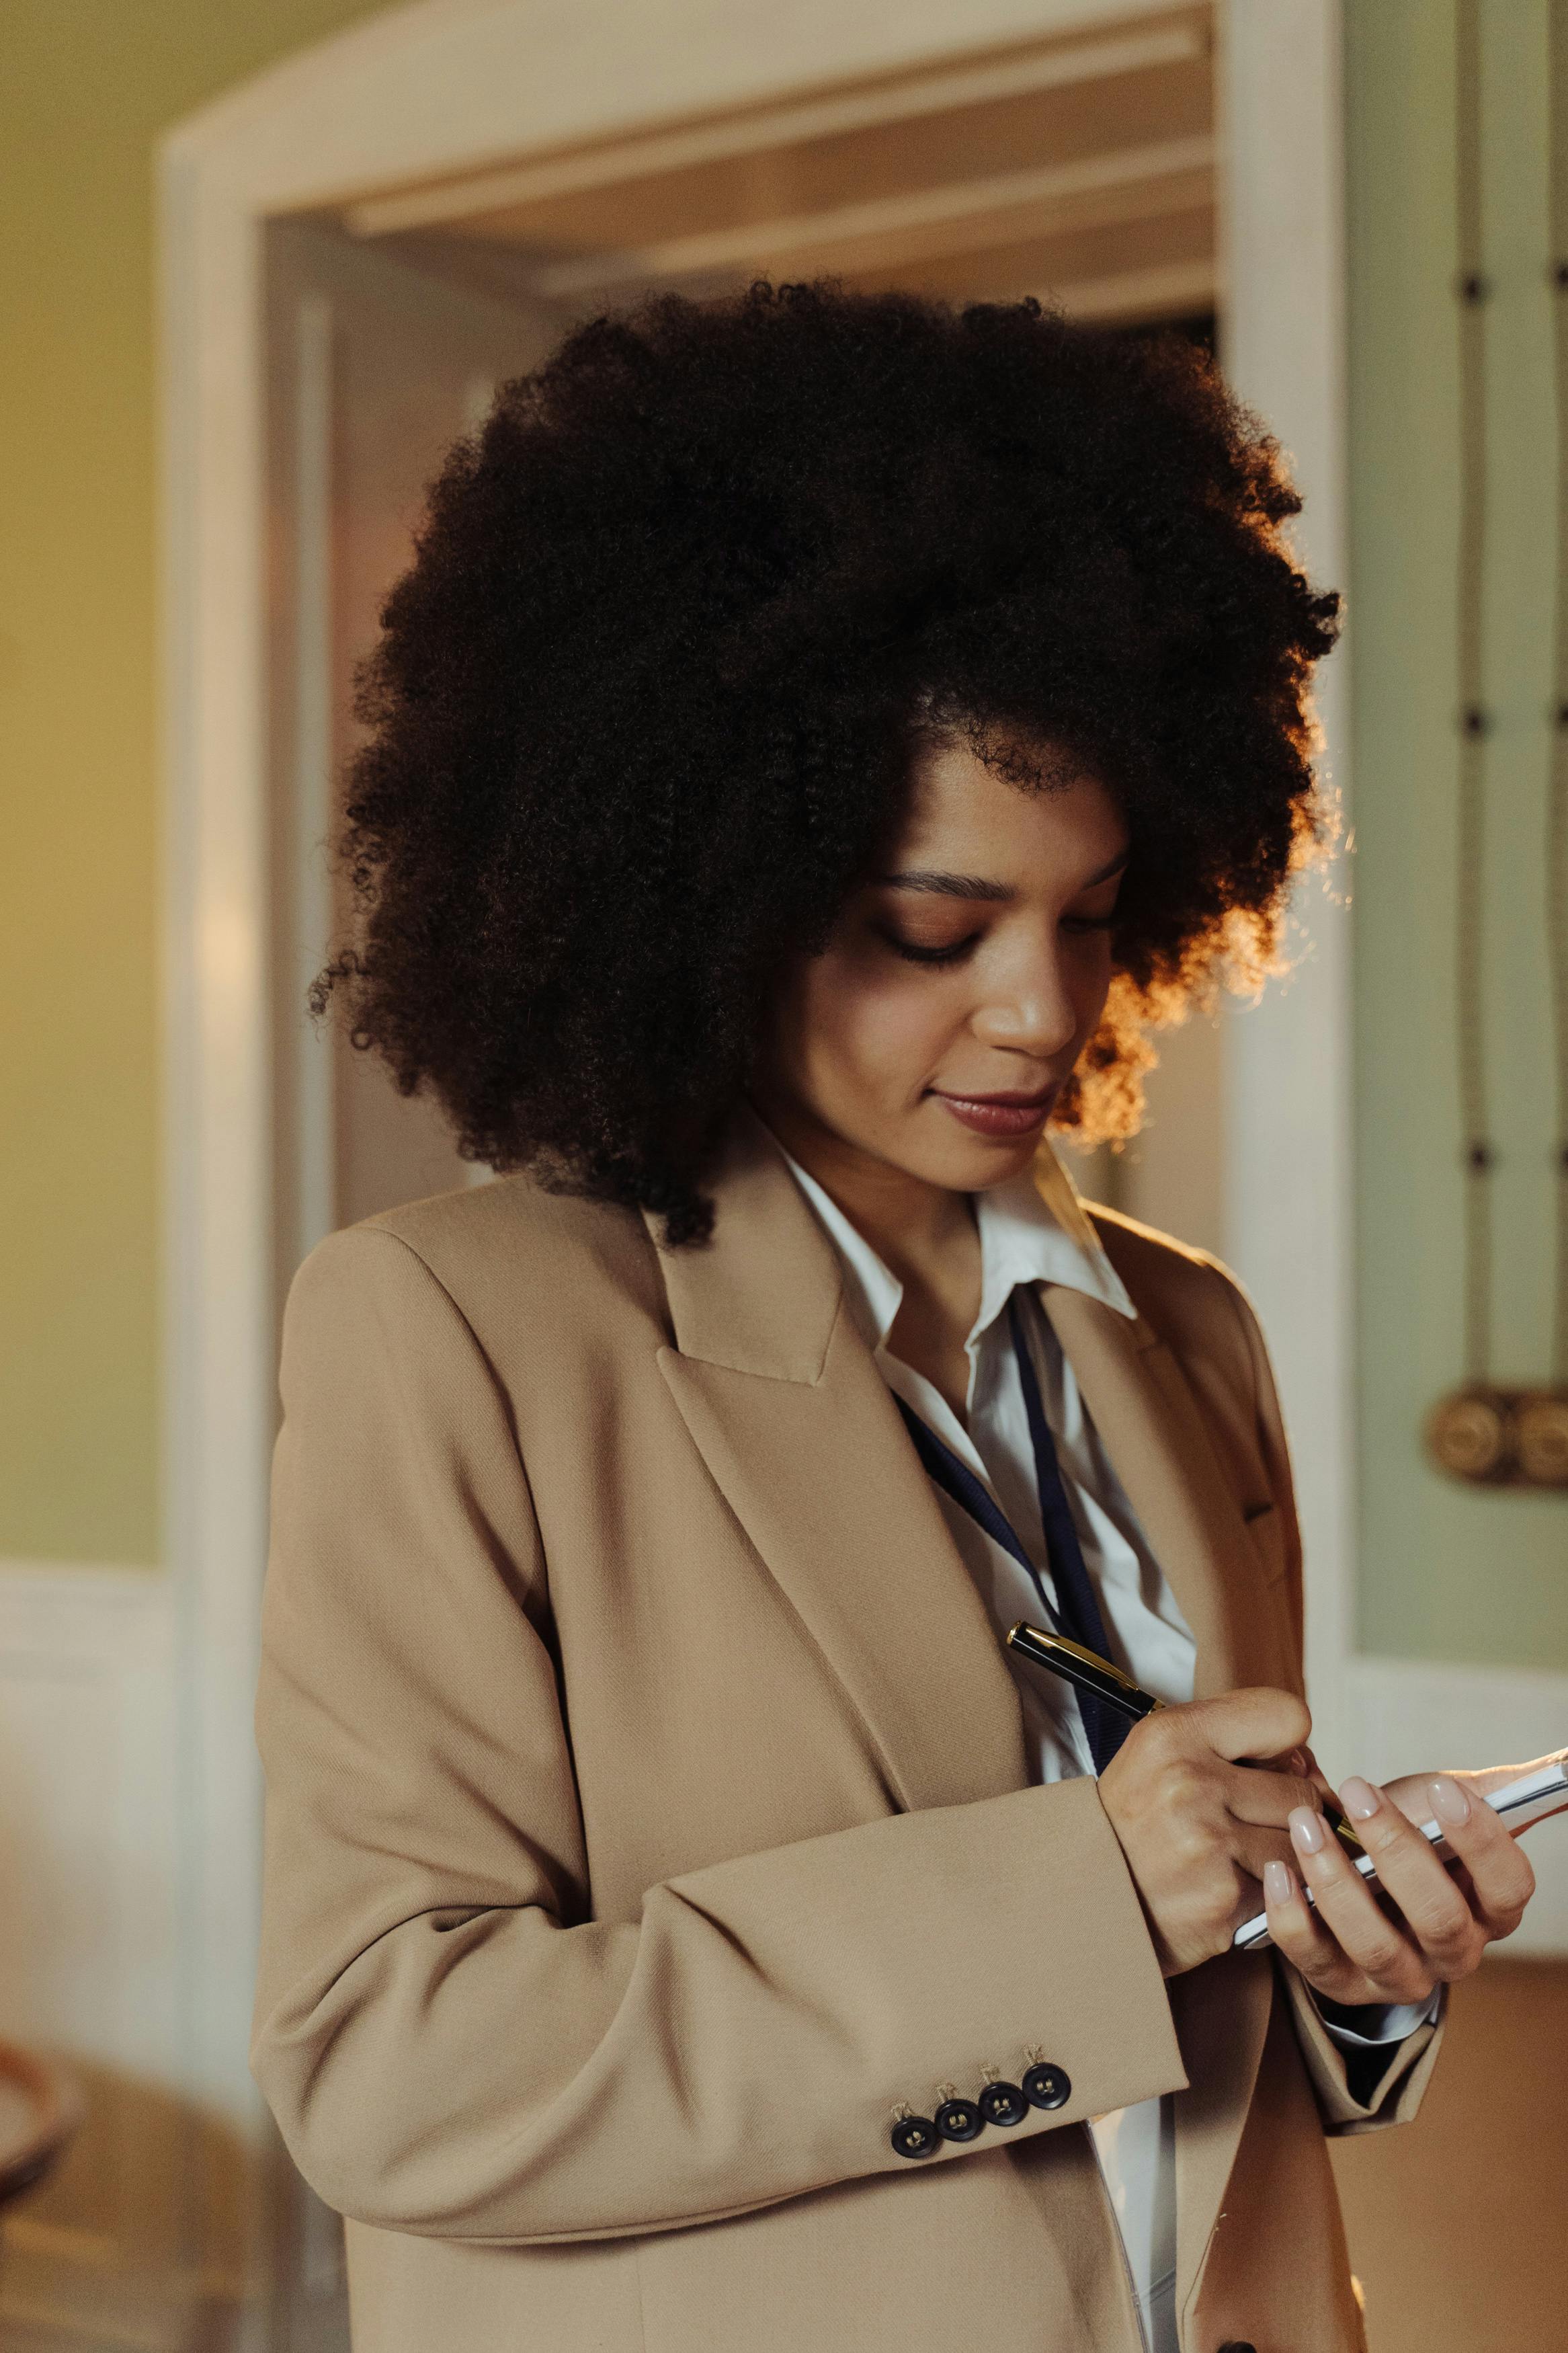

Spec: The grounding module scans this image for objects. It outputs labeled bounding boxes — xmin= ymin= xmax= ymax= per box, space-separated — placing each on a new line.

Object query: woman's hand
xmin=1261 ymin=1765 xmax=1537 ymax=2006
xmin=1097 ymin=1687 xmax=1317 ymax=1977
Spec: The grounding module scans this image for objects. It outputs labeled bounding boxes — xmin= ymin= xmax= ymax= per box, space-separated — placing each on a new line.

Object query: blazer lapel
xmin=645 ymin=1111 xmax=1028 ymax=1817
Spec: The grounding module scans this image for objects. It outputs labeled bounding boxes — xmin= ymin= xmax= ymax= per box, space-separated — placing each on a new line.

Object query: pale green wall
xmin=1349 ymin=0 xmax=1568 ymax=1666
xmin=0 ymin=1 xmax=388 ymax=1564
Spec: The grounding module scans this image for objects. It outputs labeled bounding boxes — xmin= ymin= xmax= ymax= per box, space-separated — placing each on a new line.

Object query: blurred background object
xmin=1 ymin=1 xmax=1565 ymax=2346
xmin=0 ymin=2042 xmax=83 ymax=2210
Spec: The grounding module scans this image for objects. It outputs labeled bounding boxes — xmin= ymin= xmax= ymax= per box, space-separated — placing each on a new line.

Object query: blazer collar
xmin=647 ymin=1105 xmax=844 ymax=1384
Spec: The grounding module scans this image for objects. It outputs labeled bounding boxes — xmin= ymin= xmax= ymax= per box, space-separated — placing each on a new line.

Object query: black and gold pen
xmin=1005 ymin=1622 xmax=1165 ymax=1722
xmin=1004 ymin=1620 xmax=1366 ymax=1858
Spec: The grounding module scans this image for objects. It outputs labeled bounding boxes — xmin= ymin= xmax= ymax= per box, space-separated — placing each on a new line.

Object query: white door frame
xmin=157 ymin=0 xmax=1559 ymax=2125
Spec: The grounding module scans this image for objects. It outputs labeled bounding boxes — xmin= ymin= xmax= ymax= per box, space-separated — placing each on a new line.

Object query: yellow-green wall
xmin=1348 ymin=0 xmax=1568 ymax=1666
xmin=0 ymin=1 xmax=388 ymax=1565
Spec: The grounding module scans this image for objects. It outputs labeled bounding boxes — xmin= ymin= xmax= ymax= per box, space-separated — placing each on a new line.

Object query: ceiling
xmin=311 ymin=3 xmax=1216 ymax=332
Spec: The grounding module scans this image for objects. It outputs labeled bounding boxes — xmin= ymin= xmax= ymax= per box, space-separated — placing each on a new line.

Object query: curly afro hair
xmin=319 ymin=278 xmax=1339 ymax=1244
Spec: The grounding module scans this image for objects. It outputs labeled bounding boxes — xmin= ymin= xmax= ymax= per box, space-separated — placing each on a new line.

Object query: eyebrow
xmin=877 ymin=850 xmax=1128 ymax=901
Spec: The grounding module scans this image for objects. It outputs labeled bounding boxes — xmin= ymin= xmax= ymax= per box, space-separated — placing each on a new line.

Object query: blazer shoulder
xmin=1081 ymin=1201 xmax=1261 ymax=1365
xmin=292 ymin=1171 xmax=663 ymax=1344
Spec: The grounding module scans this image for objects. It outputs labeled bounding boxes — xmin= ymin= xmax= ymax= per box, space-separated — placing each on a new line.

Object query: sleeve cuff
xmin=1280 ymin=1966 xmax=1448 ymax=2132
xmin=1311 ymin=1987 xmax=1443 ymax=2047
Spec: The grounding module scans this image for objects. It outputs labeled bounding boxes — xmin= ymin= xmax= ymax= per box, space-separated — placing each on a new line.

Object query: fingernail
xmin=1430 ymin=1775 xmax=1471 ymax=1826
xmin=1340 ymin=1777 xmax=1383 ymax=1823
xmin=1290 ymin=1749 xmax=1310 ymax=1776
xmin=1289 ymin=1806 xmax=1326 ymax=1856
xmin=1264 ymin=1859 xmax=1295 ymax=1906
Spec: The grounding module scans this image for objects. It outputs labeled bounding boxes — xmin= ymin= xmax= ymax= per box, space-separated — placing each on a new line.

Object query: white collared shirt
xmin=774 ymin=1135 xmax=1429 ymax=2353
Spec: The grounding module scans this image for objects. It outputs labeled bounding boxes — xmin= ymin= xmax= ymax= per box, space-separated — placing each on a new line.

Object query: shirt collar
xmin=770 ymin=1131 xmax=1135 ymax=1359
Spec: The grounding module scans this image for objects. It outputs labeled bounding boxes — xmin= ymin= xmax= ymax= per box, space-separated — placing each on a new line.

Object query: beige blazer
xmin=253 ymin=1111 xmax=1440 ymax=2353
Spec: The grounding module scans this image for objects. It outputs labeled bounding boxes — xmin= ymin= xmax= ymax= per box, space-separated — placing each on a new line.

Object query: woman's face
xmin=759 ymin=735 xmax=1129 ymax=1194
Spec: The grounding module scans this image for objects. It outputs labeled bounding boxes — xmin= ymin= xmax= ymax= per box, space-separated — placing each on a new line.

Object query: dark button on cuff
xmin=934 ymin=2096 xmax=983 ymax=2143
xmin=890 ymin=2114 xmax=940 ymax=2161
xmin=1022 ymin=2061 xmax=1072 ymax=2110
xmin=977 ymin=2079 xmax=1028 ymax=2128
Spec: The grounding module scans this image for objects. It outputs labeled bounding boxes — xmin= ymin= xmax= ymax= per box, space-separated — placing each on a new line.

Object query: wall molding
xmin=0 ymin=1556 xmax=168 ymax=1640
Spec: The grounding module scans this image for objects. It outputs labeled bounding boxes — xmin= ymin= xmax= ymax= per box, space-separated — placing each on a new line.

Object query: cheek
xmin=791 ymin=951 xmax=961 ymax=1100
xmin=1072 ymin=936 xmax=1116 ymax=1031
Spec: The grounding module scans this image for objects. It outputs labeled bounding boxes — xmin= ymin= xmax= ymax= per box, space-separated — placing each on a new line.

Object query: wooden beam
xmin=524 ymin=132 xmax=1215 ymax=296
xmin=346 ymin=15 xmax=1208 ymax=240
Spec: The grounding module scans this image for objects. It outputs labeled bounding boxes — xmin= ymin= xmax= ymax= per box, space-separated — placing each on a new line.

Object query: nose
xmin=968 ymin=937 xmax=1081 ymax=1062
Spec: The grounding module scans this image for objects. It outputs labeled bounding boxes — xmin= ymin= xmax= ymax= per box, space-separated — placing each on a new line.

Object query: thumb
xmin=1188 ymin=1685 xmax=1313 ymax=1765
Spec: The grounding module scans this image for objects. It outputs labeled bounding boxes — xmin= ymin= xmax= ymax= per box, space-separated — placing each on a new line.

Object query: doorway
xmin=265 ymin=2 xmax=1223 ymax=1315
xmin=258 ymin=25 xmax=1219 ymax=2325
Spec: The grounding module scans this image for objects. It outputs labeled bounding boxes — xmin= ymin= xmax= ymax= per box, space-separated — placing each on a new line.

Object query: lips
xmin=930 ymin=1084 xmax=1058 ymax=1140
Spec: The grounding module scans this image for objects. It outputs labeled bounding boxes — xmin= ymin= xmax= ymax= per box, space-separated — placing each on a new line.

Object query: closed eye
xmin=879 ymin=928 xmax=982 ymax=967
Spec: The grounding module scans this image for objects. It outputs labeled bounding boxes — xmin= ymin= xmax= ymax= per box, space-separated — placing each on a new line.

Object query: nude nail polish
xmin=1264 ymin=1859 xmax=1294 ymax=1906
xmin=1339 ymin=1777 xmax=1382 ymax=1823
xmin=1289 ymin=1806 xmax=1326 ymax=1856
xmin=1430 ymin=1775 xmax=1472 ymax=1826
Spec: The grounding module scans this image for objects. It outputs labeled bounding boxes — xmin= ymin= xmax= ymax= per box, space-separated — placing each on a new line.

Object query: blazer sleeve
xmin=1222 ymin=1270 xmax=1446 ymax=2134
xmin=251 ymin=1226 xmax=1186 ymax=2245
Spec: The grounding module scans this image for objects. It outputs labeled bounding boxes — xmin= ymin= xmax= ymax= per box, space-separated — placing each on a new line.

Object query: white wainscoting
xmin=1346 ymin=1656 xmax=1568 ymax=1956
xmin=0 ymin=1560 xmax=261 ymax=2350
xmin=0 ymin=1562 xmax=181 ymax=2075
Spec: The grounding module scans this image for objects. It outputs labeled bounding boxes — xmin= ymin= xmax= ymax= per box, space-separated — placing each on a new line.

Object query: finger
xmin=1229 ymin=1814 xmax=1297 ymax=1872
xmin=1287 ymin=1804 xmax=1437 ymax=2001
xmin=1427 ymin=1775 xmax=1536 ymax=1938
xmin=1223 ymin=1761 xmax=1321 ymax=1829
xmin=1333 ymin=1780 xmax=1483 ymax=1981
xmin=1385 ymin=1751 xmax=1568 ymax=1825
xmin=1261 ymin=1859 xmax=1370 ymax=2002
xmin=1384 ymin=1769 xmax=1479 ymax=1826
xmin=1467 ymin=1749 xmax=1567 ymax=1804
xmin=1295 ymin=1747 xmax=1341 ymax=1811
xmin=1188 ymin=1686 xmax=1313 ymax=1766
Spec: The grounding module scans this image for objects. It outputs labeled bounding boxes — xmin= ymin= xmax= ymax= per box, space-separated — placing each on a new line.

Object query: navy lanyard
xmin=893 ymin=1293 xmax=1128 ymax=1772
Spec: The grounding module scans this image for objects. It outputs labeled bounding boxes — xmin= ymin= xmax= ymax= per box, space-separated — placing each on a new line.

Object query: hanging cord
xmin=1551 ymin=0 xmax=1568 ymax=1386
xmin=1454 ymin=0 xmax=1494 ymax=1384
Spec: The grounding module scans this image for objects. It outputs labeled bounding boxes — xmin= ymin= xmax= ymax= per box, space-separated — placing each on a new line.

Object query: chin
xmin=904 ymin=1114 xmax=1044 ymax=1193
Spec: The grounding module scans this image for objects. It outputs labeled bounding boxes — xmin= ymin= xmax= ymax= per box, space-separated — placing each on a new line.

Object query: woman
xmin=253 ymin=284 xmax=1536 ymax=2353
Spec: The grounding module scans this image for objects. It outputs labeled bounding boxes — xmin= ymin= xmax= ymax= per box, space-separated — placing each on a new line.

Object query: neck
xmin=751 ymin=1094 xmax=976 ymax=1293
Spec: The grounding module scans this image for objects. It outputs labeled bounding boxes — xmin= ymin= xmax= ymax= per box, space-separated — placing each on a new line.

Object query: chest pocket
xmin=1241 ymin=1499 xmax=1288 ymax=1587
